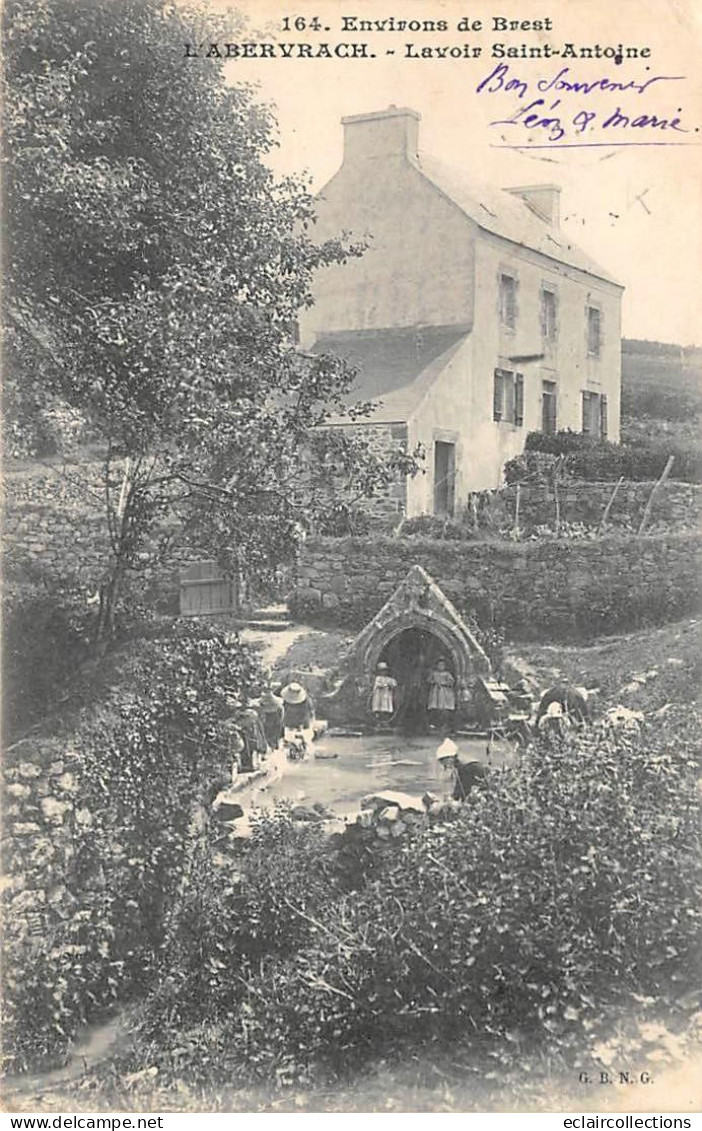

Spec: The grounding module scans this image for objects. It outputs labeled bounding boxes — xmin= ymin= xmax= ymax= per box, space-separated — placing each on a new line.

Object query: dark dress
xmin=239 ymin=712 xmax=268 ymax=771
xmin=452 ymin=760 xmax=488 ymax=802
xmin=259 ymin=701 xmax=284 ymax=747
xmin=536 ymin=685 xmax=589 ymax=724
xmin=283 ymin=698 xmax=314 ymax=730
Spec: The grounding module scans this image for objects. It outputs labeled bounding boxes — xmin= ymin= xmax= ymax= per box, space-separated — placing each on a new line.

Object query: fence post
xmin=637 ymin=456 xmax=675 ymax=536
xmin=553 ymin=457 xmax=564 ymax=535
xmin=598 ymin=476 xmax=624 ymax=533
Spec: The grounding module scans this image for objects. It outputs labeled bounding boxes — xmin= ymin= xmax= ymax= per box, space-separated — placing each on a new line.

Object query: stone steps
xmin=237 ymin=604 xmax=293 ymax=632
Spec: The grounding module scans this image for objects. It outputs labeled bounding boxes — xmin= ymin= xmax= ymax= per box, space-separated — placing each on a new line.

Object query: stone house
xmin=299 ymin=106 xmax=623 ymax=518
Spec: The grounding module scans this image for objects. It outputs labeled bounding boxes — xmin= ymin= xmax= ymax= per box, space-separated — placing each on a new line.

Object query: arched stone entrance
xmin=319 ymin=565 xmax=491 ymax=724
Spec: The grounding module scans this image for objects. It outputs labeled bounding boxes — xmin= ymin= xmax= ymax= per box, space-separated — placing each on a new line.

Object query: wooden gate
xmin=179 ymin=560 xmax=238 ymax=617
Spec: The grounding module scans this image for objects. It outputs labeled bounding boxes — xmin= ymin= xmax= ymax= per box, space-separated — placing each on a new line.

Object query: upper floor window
xmin=499 ymin=273 xmax=517 ymax=330
xmin=541 ymin=288 xmax=558 ymax=342
xmin=582 ymin=390 xmax=608 ymax=439
xmin=587 ymin=305 xmax=602 ymax=357
xmin=542 ymin=379 xmax=557 ymax=435
xmin=494 ymin=368 xmax=524 ymax=426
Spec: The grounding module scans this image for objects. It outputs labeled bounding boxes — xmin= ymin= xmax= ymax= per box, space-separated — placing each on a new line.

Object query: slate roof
xmin=417 ymin=152 xmax=622 ymax=286
xmin=313 ymin=325 xmax=469 ymax=422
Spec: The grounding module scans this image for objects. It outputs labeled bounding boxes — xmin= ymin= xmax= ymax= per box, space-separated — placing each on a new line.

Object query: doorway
xmin=379 ymin=627 xmax=454 ymax=735
xmin=433 ymin=441 xmax=456 ymax=516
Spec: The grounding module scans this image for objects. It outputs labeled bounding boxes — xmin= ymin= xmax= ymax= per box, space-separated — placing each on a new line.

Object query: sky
xmin=210 ymin=0 xmax=702 ymax=345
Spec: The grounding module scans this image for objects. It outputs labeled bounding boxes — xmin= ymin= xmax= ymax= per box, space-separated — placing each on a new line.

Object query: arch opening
xmin=375 ymin=625 xmax=457 ymax=735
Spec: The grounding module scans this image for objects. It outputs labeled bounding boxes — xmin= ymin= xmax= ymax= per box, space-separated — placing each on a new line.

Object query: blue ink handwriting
xmin=476 ymin=63 xmax=696 ymax=148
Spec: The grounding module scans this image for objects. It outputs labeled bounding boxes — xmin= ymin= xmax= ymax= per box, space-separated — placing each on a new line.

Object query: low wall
xmin=291 ymin=532 xmax=702 ymax=640
xmin=1 ymin=734 xmax=109 ymax=1066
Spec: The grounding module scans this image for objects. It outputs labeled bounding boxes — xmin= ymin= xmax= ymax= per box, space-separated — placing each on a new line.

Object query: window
xmin=587 ymin=305 xmax=602 ymax=357
xmin=542 ymin=379 xmax=557 ymax=435
xmin=582 ymin=390 xmax=608 ymax=439
xmin=499 ymin=274 xmax=517 ymax=329
xmin=494 ymin=369 xmax=524 ymax=426
xmin=541 ymin=288 xmax=557 ymax=342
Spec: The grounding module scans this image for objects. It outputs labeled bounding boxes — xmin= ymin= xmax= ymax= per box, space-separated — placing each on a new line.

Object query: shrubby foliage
xmin=130 ymin=720 xmax=702 ymax=1089
xmin=2 ymin=579 xmax=92 ymax=737
xmin=2 ymin=626 xmax=263 ymax=1070
xmin=505 ymin=431 xmax=701 ymax=485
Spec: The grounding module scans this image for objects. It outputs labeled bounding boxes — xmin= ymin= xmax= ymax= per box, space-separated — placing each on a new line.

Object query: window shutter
xmin=505 ymin=373 xmax=515 ymax=423
xmin=515 ymin=373 xmax=524 ymax=427
xmin=600 ymin=393 xmax=608 ymax=440
xmin=493 ymin=370 xmax=503 ymax=421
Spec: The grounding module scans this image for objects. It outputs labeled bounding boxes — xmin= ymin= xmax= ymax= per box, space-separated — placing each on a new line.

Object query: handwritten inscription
xmin=476 ymin=63 xmax=693 ymax=146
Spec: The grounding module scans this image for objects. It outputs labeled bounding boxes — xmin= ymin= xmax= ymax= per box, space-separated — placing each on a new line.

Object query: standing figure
xmin=221 ymin=696 xmax=245 ymax=776
xmin=281 ymin=682 xmax=315 ymax=744
xmin=371 ymin=662 xmax=397 ymax=728
xmin=427 ymin=658 xmax=456 ymax=732
xmin=258 ymin=689 xmax=284 ymax=750
xmin=239 ymin=707 xmax=268 ymax=771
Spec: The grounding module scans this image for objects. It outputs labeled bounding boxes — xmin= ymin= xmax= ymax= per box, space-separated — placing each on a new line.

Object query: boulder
xmin=360 ymin=790 xmax=425 ymax=815
xmin=40 ymin=797 xmax=72 ymax=824
xmin=291 ymin=804 xmax=325 ymax=822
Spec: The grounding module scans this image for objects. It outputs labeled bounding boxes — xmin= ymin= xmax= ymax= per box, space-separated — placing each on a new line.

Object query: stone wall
xmin=3 ymin=461 xmax=112 ymax=588
xmin=2 ymin=459 xmax=190 ymax=610
xmin=1 ymin=732 xmax=111 ymax=1068
xmin=2 ymin=736 xmax=89 ymax=938
xmin=463 ymin=480 xmax=702 ymax=535
xmin=291 ymin=531 xmax=702 ymax=640
xmin=347 ymin=422 xmax=409 ymax=518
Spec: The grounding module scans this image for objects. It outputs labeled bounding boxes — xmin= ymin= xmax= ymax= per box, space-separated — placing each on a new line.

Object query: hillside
xmin=621 ymin=339 xmax=702 ymax=439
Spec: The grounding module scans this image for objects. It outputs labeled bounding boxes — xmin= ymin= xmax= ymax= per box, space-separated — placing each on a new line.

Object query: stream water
xmin=248 ymin=730 xmax=516 ymax=816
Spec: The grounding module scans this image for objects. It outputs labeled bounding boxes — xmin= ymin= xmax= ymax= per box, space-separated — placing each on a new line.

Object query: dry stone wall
xmin=292 ymin=532 xmax=702 ymax=640
xmin=463 ymin=480 xmax=702 ymax=535
xmin=3 ymin=459 xmax=190 ymax=610
xmin=3 ymin=461 xmax=112 ymax=588
xmin=2 ymin=737 xmax=89 ymax=936
xmin=349 ymin=422 xmax=409 ymax=518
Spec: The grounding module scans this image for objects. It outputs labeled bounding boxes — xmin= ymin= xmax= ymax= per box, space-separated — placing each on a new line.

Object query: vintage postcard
xmin=2 ymin=0 xmax=701 ymax=1118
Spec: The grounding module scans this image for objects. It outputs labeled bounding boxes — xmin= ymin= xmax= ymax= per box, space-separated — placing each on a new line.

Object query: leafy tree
xmin=2 ymin=0 xmax=421 ymax=643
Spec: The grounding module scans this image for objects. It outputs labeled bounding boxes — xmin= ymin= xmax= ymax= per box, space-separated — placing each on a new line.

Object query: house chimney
xmin=341 ymin=105 xmax=420 ymax=164
xmin=505 ymin=184 xmax=561 ymax=227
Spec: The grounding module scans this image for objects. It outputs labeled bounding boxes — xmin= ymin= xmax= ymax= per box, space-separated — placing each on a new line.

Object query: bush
xmin=287 ymin=588 xmax=384 ymax=632
xmin=137 ymin=808 xmax=339 ymax=1042
xmin=316 ymin=503 xmax=372 ymax=537
xmin=512 ymin=431 xmax=702 ymax=484
xmin=133 ymin=720 xmax=702 ymax=1088
xmin=397 ymin=515 xmax=472 ymax=540
xmin=2 ymin=583 xmax=92 ymax=738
